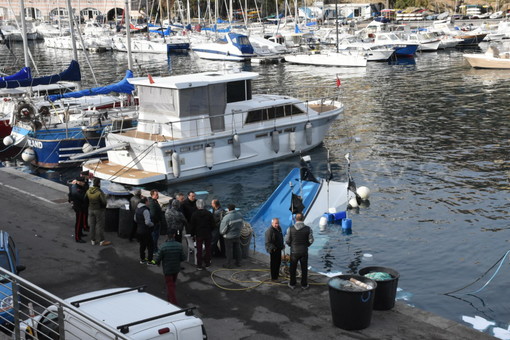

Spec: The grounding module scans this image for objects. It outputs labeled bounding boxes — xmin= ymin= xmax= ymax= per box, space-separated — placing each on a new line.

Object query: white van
xmin=18 ymin=286 xmax=207 ymax=340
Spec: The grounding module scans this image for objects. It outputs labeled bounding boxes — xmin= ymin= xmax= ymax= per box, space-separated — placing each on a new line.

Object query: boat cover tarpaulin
xmin=0 ymin=67 xmax=31 ymax=81
xmin=0 ymin=60 xmax=81 ymax=89
xmin=47 ymin=70 xmax=135 ymax=102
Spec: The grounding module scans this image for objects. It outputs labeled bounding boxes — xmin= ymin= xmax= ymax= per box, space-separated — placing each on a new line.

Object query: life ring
xmin=16 ymin=103 xmax=35 ymax=121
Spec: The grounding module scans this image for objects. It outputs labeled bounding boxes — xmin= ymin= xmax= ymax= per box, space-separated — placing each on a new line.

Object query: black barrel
xmin=104 ymin=208 xmax=120 ymax=232
xmin=118 ymin=206 xmax=133 ymax=238
xmin=328 ymin=274 xmax=377 ymax=330
xmin=359 ymin=266 xmax=399 ymax=311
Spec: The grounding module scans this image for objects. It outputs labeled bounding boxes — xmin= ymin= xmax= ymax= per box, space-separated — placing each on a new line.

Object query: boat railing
xmin=131 ymin=95 xmax=341 ymax=141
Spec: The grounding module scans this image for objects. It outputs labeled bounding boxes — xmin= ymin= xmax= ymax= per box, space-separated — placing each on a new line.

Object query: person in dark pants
xmin=265 ymin=217 xmax=284 ymax=281
xmin=165 ymin=200 xmax=187 ymax=243
xmin=220 ymin=204 xmax=244 ymax=269
xmin=154 ymin=229 xmax=185 ymax=305
xmin=211 ymin=199 xmax=226 ymax=257
xmin=69 ymin=177 xmax=88 ymax=243
xmin=134 ymin=197 xmax=155 ymax=264
xmin=285 ymin=213 xmax=314 ymax=290
xmin=129 ymin=189 xmax=142 ymax=242
xmin=181 ymin=191 xmax=197 ymax=227
xmin=149 ymin=189 xmax=164 ymax=253
xmin=189 ymin=199 xmax=215 ymax=270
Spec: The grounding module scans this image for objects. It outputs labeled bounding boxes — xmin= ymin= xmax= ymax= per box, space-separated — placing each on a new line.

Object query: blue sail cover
xmin=0 ymin=67 xmax=31 ymax=81
xmin=0 ymin=60 xmax=81 ymax=89
xmin=47 ymin=70 xmax=135 ymax=102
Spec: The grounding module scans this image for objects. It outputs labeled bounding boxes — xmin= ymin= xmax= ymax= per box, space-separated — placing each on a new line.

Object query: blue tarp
xmin=149 ymin=26 xmax=172 ymax=36
xmin=0 ymin=60 xmax=81 ymax=89
xmin=0 ymin=67 xmax=31 ymax=81
xmin=47 ymin=70 xmax=134 ymax=102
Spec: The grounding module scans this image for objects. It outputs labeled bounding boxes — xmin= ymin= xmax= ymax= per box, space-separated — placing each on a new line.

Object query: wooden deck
xmin=84 ymin=161 xmax=165 ymax=181
xmin=119 ymin=129 xmax=175 ymax=142
xmin=308 ymin=104 xmax=339 ymax=113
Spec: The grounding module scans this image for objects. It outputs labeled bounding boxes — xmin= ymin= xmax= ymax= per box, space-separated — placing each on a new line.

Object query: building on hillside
xmin=323 ymin=3 xmax=382 ymax=21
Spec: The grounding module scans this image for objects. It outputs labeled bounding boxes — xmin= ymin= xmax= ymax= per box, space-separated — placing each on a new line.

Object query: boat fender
xmin=205 ymin=144 xmax=213 ymax=169
xmin=289 ymin=131 xmax=296 ymax=153
xmin=17 ymin=103 xmax=35 ymax=121
xmin=3 ymin=135 xmax=13 ymax=146
xmin=325 ymin=211 xmax=347 ymax=223
xmin=356 ymin=186 xmax=370 ymax=201
xmin=348 ymin=197 xmax=359 ymax=209
xmin=341 ymin=218 xmax=352 ymax=231
xmin=232 ymin=134 xmax=241 ymax=158
xmin=171 ymin=151 xmax=180 ymax=178
xmin=21 ymin=148 xmax=36 ymax=163
xmin=82 ymin=143 xmax=94 ymax=154
xmin=271 ymin=130 xmax=280 ymax=153
xmin=305 ymin=121 xmax=313 ymax=145
xmin=319 ymin=216 xmax=328 ymax=232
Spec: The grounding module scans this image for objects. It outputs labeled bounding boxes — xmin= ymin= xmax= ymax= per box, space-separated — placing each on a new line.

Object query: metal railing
xmin=0 ymin=267 xmax=129 ymax=340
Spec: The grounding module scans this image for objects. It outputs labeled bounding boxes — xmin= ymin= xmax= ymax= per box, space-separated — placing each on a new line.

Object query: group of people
xmin=68 ymin=171 xmax=112 ymax=246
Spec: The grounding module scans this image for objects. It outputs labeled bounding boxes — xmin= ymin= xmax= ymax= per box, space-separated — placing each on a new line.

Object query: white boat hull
xmin=285 ymin=52 xmax=367 ymax=67
xmin=463 ymin=54 xmax=510 ymax=69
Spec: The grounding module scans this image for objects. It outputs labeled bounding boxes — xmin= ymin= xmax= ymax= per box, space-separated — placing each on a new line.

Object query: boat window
xmin=179 ymin=86 xmax=209 ymax=117
xmin=245 ymin=104 xmax=304 ymax=124
xmin=234 ymin=35 xmax=251 ymax=45
xmin=227 ymin=80 xmax=252 ymax=103
xmin=138 ymin=86 xmax=176 ymax=116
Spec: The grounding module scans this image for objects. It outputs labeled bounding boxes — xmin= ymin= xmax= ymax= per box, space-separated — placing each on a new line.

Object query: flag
xmin=148 ymin=74 xmax=155 ymax=84
xmin=290 ymin=193 xmax=305 ymax=214
xmin=336 ymin=75 xmax=341 ymax=87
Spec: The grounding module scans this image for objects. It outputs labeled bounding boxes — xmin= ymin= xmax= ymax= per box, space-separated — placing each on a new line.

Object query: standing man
xmin=220 ymin=204 xmax=244 ymax=269
xmin=211 ymin=199 xmax=226 ymax=258
xmin=69 ymin=177 xmax=87 ymax=243
xmin=135 ymin=197 xmax=155 ymax=264
xmin=149 ymin=189 xmax=164 ymax=253
xmin=165 ymin=200 xmax=187 ymax=243
xmin=285 ymin=213 xmax=313 ymax=290
xmin=154 ymin=229 xmax=185 ymax=305
xmin=265 ymin=218 xmax=284 ymax=281
xmin=86 ymin=178 xmax=111 ymax=246
xmin=189 ymin=199 xmax=215 ymax=270
xmin=181 ymin=191 xmax=197 ymax=226
xmin=129 ymin=189 xmax=142 ymax=242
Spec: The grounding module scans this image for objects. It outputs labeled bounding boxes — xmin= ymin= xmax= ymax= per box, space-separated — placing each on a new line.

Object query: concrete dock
xmin=0 ymin=167 xmax=497 ymax=339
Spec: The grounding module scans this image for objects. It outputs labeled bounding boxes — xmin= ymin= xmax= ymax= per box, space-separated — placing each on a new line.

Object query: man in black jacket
xmin=189 ymin=199 xmax=215 ymax=270
xmin=265 ymin=218 xmax=284 ymax=281
xmin=69 ymin=177 xmax=87 ymax=243
xmin=285 ymin=213 xmax=314 ymax=290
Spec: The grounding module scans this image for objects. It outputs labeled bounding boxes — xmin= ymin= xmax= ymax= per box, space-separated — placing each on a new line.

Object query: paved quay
xmin=0 ymin=167 xmax=496 ymax=339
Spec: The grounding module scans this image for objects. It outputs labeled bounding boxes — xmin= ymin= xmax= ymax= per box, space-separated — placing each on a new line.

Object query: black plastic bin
xmin=359 ymin=266 xmax=400 ymax=311
xmin=104 ymin=208 xmax=120 ymax=233
xmin=118 ymin=206 xmax=133 ymax=238
xmin=328 ymin=274 xmax=377 ymax=330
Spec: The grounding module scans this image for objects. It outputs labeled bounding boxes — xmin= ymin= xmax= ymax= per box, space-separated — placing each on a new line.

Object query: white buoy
xmin=289 ymin=131 xmax=296 ymax=153
xmin=357 ymin=186 xmax=370 ymax=201
xmin=348 ymin=197 xmax=359 ymax=209
xmin=171 ymin=152 xmax=180 ymax=178
xmin=3 ymin=135 xmax=13 ymax=146
xmin=205 ymin=144 xmax=213 ymax=169
xmin=82 ymin=143 xmax=93 ymax=154
xmin=304 ymin=121 xmax=313 ymax=145
xmin=271 ymin=130 xmax=279 ymax=153
xmin=328 ymin=207 xmax=336 ymax=214
xmin=21 ymin=148 xmax=36 ymax=162
xmin=319 ymin=216 xmax=328 ymax=232
xmin=232 ymin=134 xmax=241 ymax=159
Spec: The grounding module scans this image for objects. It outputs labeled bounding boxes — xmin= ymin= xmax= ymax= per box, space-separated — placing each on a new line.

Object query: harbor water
xmin=1 ymin=40 xmax=509 ymax=337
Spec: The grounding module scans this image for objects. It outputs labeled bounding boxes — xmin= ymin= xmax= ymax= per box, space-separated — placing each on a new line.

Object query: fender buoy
xmin=21 ymin=148 xmax=36 ymax=162
xmin=271 ymin=130 xmax=279 ymax=153
xmin=232 ymin=134 xmax=241 ymax=159
xmin=205 ymin=144 xmax=213 ymax=169
xmin=305 ymin=121 xmax=313 ymax=145
xmin=289 ymin=131 xmax=296 ymax=153
xmin=82 ymin=143 xmax=94 ymax=154
xmin=3 ymin=135 xmax=13 ymax=146
xmin=171 ymin=151 xmax=180 ymax=178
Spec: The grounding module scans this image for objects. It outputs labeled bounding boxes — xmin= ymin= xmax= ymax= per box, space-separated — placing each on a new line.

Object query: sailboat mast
xmin=19 ymin=0 xmax=29 ymax=67
xmin=125 ymin=0 xmax=133 ymax=70
xmin=65 ymin=0 xmax=78 ymax=62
